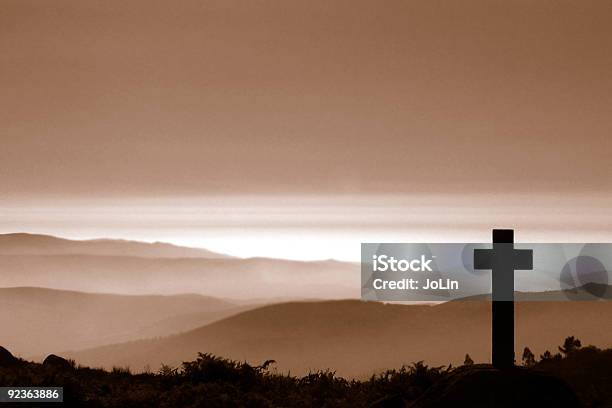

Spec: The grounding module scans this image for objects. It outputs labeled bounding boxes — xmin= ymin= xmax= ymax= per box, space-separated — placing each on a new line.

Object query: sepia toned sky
xmin=2 ymin=1 xmax=612 ymax=260
xmin=2 ymin=0 xmax=612 ymax=198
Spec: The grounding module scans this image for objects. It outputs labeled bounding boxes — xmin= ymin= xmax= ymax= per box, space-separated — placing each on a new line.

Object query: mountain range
xmin=64 ymin=293 xmax=612 ymax=378
xmin=0 ymin=233 xmax=359 ymax=298
xmin=0 ymin=287 xmax=254 ymax=358
xmin=0 ymin=233 xmax=231 ymax=258
xmin=2 ymin=233 xmax=610 ymax=379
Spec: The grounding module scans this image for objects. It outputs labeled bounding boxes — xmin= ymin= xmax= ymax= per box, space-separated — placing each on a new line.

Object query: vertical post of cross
xmin=491 ymin=230 xmax=516 ymax=369
xmin=474 ymin=229 xmax=533 ymax=369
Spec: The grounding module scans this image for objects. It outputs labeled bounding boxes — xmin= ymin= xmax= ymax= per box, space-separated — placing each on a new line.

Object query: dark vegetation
xmin=0 ymin=337 xmax=610 ymax=408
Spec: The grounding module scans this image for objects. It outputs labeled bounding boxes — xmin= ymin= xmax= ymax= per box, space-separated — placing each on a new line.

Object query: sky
xmin=2 ymin=194 xmax=612 ymax=261
xmin=1 ymin=1 xmax=612 ymax=260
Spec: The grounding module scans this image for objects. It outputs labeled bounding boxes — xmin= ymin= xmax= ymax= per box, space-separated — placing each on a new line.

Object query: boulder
xmin=0 ymin=346 xmax=20 ymax=366
xmin=43 ymin=354 xmax=73 ymax=370
xmin=408 ymin=364 xmax=581 ymax=408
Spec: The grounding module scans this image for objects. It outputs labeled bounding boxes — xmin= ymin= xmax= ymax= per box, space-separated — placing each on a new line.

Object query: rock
xmin=43 ymin=354 xmax=73 ymax=370
xmin=0 ymin=346 xmax=20 ymax=366
xmin=408 ymin=364 xmax=581 ymax=408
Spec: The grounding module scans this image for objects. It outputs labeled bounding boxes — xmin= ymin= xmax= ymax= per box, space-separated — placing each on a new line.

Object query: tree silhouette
xmin=540 ymin=350 xmax=553 ymax=361
xmin=559 ymin=336 xmax=582 ymax=356
xmin=463 ymin=354 xmax=474 ymax=366
xmin=522 ymin=347 xmax=536 ymax=367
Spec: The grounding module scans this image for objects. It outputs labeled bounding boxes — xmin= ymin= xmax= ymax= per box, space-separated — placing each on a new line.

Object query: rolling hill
xmin=0 ymin=287 xmax=253 ymax=358
xmin=65 ymin=294 xmax=612 ymax=378
xmin=0 ymin=233 xmax=231 ymax=258
xmin=0 ymin=233 xmax=359 ymax=298
xmin=0 ymin=254 xmax=358 ymax=298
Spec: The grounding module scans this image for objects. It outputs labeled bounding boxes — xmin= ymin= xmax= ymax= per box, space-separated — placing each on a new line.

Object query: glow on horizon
xmin=1 ymin=194 xmax=612 ymax=262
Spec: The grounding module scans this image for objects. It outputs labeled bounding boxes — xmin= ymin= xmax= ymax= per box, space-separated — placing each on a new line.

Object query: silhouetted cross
xmin=474 ymin=229 xmax=533 ymax=368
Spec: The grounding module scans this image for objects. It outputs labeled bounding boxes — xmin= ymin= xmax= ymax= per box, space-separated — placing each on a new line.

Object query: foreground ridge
xmin=0 ymin=338 xmax=609 ymax=407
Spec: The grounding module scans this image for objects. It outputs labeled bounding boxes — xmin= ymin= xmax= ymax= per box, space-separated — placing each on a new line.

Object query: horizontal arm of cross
xmin=474 ymin=248 xmax=494 ymax=270
xmin=513 ymin=249 xmax=533 ymax=270
xmin=473 ymin=248 xmax=533 ymax=271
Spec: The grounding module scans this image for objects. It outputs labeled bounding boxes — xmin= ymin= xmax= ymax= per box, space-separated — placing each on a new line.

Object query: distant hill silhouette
xmin=457 ymin=282 xmax=612 ymax=301
xmin=65 ymin=297 xmax=612 ymax=378
xmin=0 ymin=287 xmax=251 ymax=358
xmin=0 ymin=233 xmax=231 ymax=258
xmin=0 ymin=233 xmax=359 ymax=298
xmin=0 ymin=253 xmax=358 ymax=298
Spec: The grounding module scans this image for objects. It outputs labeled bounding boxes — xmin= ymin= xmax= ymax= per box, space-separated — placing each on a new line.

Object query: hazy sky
xmin=2 ymin=1 xmax=612 ymax=260
xmin=2 ymin=0 xmax=612 ymax=197
xmin=2 ymin=194 xmax=611 ymax=261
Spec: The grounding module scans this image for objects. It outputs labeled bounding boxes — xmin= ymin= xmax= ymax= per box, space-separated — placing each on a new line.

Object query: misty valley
xmin=0 ymin=234 xmax=610 ymax=407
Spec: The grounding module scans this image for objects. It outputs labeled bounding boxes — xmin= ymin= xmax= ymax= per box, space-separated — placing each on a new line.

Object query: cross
xmin=474 ymin=229 xmax=533 ymax=368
